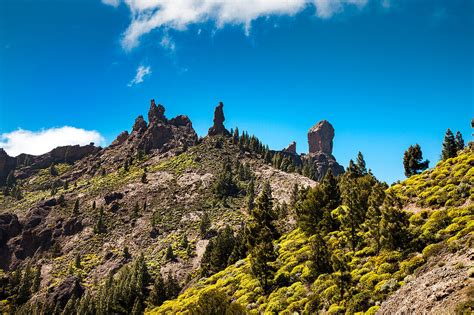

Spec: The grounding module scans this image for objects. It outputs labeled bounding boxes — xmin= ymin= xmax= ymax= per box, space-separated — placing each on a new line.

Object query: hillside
xmin=149 ymin=150 xmax=473 ymax=314
xmin=0 ymin=100 xmax=472 ymax=315
xmin=0 ymin=101 xmax=321 ymax=314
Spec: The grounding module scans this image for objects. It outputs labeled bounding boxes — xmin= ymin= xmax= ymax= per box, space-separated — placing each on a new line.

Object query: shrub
xmin=422 ymin=243 xmax=444 ymax=259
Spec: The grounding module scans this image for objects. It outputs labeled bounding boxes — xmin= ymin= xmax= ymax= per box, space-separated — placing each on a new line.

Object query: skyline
xmin=0 ymin=0 xmax=472 ymax=184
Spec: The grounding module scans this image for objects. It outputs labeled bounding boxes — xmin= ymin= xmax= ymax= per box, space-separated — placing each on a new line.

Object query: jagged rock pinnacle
xmin=308 ymin=120 xmax=334 ymax=154
xmin=283 ymin=141 xmax=297 ymax=155
xmin=207 ymin=102 xmax=230 ymax=136
xmin=148 ymin=99 xmax=166 ymax=125
xmin=132 ymin=115 xmax=147 ymax=133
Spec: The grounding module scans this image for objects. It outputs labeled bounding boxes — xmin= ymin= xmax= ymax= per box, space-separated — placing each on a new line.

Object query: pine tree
xmin=165 ymin=245 xmax=175 ymax=261
xmin=62 ymin=297 xmax=76 ymax=315
xmin=123 ymin=159 xmax=130 ymax=172
xmin=92 ymin=200 xmax=96 ymax=210
xmin=309 ymin=233 xmax=332 ymax=276
xmin=73 ymin=199 xmax=80 ymax=215
xmin=233 ymin=127 xmax=239 ymax=144
xmin=213 ymin=159 xmax=237 ymax=199
xmin=336 ymin=176 xmax=367 ymax=251
xmin=246 ymin=179 xmax=255 ymax=213
xmin=180 ymin=233 xmax=189 ymax=249
xmin=455 ymin=131 xmax=465 ymax=151
xmin=74 ymin=253 xmax=81 ymax=269
xmin=403 ymin=144 xmax=429 ymax=177
xmin=50 ymin=163 xmax=58 ymax=176
xmin=32 ymin=266 xmax=41 ymax=293
xmin=356 ymin=152 xmax=367 ymax=176
xmin=346 ymin=159 xmax=359 ymax=178
xmin=296 ymin=185 xmax=327 ymax=234
xmin=380 ymin=191 xmax=410 ymax=250
xmin=94 ymin=207 xmax=106 ymax=234
xmin=6 ymin=170 xmax=16 ymax=187
xmin=141 ymin=171 xmax=147 ymax=184
xmin=321 ymin=169 xmax=341 ymax=215
xmin=246 ymin=181 xmax=277 ymax=292
xmin=290 ymin=184 xmax=299 ymax=209
xmin=149 ymin=272 xmax=166 ymax=306
xmin=364 ymin=182 xmax=385 ymax=253
xmin=130 ymin=297 xmax=142 ymax=315
xmin=165 ymin=273 xmax=181 ymax=299
xmin=123 ymin=246 xmax=131 ymax=259
xmin=200 ymin=211 xmax=211 ymax=238
xmin=441 ymin=128 xmax=457 ymax=160
xmin=132 ymin=201 xmax=140 ymax=219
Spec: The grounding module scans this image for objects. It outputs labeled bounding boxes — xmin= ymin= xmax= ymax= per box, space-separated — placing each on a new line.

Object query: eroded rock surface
xmin=208 ymin=102 xmax=230 ymax=137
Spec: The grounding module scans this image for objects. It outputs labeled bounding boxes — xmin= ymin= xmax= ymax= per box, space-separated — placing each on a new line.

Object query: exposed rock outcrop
xmin=46 ymin=276 xmax=84 ymax=309
xmin=128 ymin=100 xmax=198 ymax=153
xmin=308 ymin=120 xmax=334 ymax=154
xmin=283 ymin=141 xmax=297 ymax=155
xmin=0 ymin=149 xmax=17 ymax=185
xmin=304 ymin=120 xmax=344 ymax=180
xmin=208 ymin=102 xmax=230 ymax=137
xmin=111 ymin=131 xmax=129 ymax=147
xmin=132 ymin=115 xmax=147 ymax=133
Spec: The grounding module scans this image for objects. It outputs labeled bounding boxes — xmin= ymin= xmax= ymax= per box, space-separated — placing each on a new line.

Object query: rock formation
xmin=305 ymin=120 xmax=343 ymax=180
xmin=208 ymin=102 xmax=230 ymax=136
xmin=132 ymin=115 xmax=147 ymax=133
xmin=0 ymin=149 xmax=16 ymax=185
xmin=308 ymin=120 xmax=334 ymax=154
xmin=283 ymin=141 xmax=297 ymax=155
xmin=115 ymin=100 xmax=199 ymax=154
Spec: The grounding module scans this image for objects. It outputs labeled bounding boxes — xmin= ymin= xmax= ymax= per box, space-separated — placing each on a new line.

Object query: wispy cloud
xmin=128 ymin=65 xmax=152 ymax=87
xmin=105 ymin=0 xmax=370 ymax=51
xmin=0 ymin=127 xmax=104 ymax=157
xmin=102 ymin=0 xmax=120 ymax=8
xmin=160 ymin=33 xmax=176 ymax=52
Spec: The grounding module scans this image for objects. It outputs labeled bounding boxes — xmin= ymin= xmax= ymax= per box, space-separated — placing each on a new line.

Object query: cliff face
xmin=111 ymin=99 xmax=198 ymax=154
xmin=277 ymin=120 xmax=344 ymax=181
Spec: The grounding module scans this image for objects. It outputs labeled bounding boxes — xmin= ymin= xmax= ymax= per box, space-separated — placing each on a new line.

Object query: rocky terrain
xmin=0 ymin=99 xmax=471 ymax=314
xmin=0 ymin=99 xmax=336 ymax=313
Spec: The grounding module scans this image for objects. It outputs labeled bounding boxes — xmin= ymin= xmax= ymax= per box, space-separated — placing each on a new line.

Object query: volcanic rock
xmin=308 ymin=120 xmax=334 ymax=154
xmin=0 ymin=149 xmax=17 ymax=186
xmin=283 ymin=141 xmax=297 ymax=155
xmin=132 ymin=115 xmax=148 ymax=133
xmin=208 ymin=102 xmax=230 ymax=137
xmin=111 ymin=131 xmax=129 ymax=146
xmin=46 ymin=276 xmax=84 ymax=309
xmin=148 ymin=99 xmax=167 ymax=125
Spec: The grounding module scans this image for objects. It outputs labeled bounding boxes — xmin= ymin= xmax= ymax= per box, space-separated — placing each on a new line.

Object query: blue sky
xmin=0 ymin=0 xmax=472 ymax=184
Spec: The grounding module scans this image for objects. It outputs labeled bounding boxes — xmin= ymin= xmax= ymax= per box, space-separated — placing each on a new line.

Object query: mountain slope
xmin=0 ymin=101 xmax=321 ymax=313
xmin=149 ymin=150 xmax=473 ymax=314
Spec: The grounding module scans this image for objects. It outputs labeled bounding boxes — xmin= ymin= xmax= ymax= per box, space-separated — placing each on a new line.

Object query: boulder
xmin=104 ymin=192 xmax=124 ymax=205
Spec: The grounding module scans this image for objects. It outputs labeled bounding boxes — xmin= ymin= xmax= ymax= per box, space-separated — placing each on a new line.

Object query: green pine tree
xmin=403 ymin=144 xmax=429 ymax=177
xmin=455 ymin=131 xmax=465 ymax=151
xmin=441 ymin=128 xmax=457 ymax=160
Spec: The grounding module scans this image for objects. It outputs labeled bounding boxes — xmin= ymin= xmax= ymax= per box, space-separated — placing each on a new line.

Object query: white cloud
xmin=102 ymin=0 xmax=121 ymax=8
xmin=110 ymin=0 xmax=371 ymax=50
xmin=160 ymin=33 xmax=176 ymax=51
xmin=0 ymin=127 xmax=105 ymax=157
xmin=128 ymin=65 xmax=152 ymax=86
